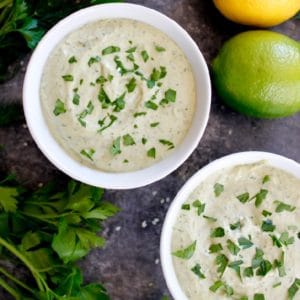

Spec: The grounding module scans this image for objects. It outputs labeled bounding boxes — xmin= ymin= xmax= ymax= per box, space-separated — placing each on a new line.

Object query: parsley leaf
xmin=134 ymin=112 xmax=147 ymax=118
xmin=288 ymin=278 xmax=300 ymax=299
xmin=262 ymin=210 xmax=272 ymax=217
xmin=262 ymin=175 xmax=270 ymax=184
xmin=110 ymin=137 xmax=121 ymax=156
xmin=238 ymin=237 xmax=253 ymax=249
xmin=243 ymin=266 xmax=254 ymax=277
xmin=80 ymin=149 xmax=95 ymax=161
xmin=216 ymin=254 xmax=228 ymax=277
xmin=68 ymin=56 xmax=77 ymax=63
xmin=209 ymin=280 xmax=223 ymax=292
xmin=150 ymin=122 xmax=159 ymax=127
xmin=155 ymin=45 xmax=166 ymax=52
xmin=191 ymin=263 xmax=206 ymax=279
xmin=126 ymin=77 xmax=137 ymax=93
xmin=147 ymin=147 xmax=156 ymax=158
xmin=141 ymin=50 xmax=149 ymax=62
xmin=145 ymin=100 xmax=158 ymax=110
xmin=72 ymin=93 xmax=80 ymax=105
xmin=214 ymin=183 xmax=224 ymax=197
xmin=261 ymin=219 xmax=276 ymax=232
xmin=253 ymin=189 xmax=268 ymax=207
xmin=227 ymin=239 xmax=240 ymax=255
xmin=172 ymin=241 xmax=196 ymax=259
xmin=274 ymin=251 xmax=286 ymax=277
xmin=203 ymin=215 xmax=217 ymax=222
xmin=62 ymin=74 xmax=74 ymax=81
xmin=98 ymin=114 xmax=118 ymax=133
xmin=274 ymin=200 xmax=296 ymax=213
xmin=112 ymin=92 xmax=126 ymax=112
xmin=181 ymin=204 xmax=190 ymax=210
xmin=0 ymin=186 xmax=18 ymax=212
xmin=123 ymin=134 xmax=135 ymax=146
xmin=209 ymin=243 xmax=223 ymax=253
xmin=192 ymin=200 xmax=205 ymax=216
xmin=211 ymin=227 xmax=225 ymax=238
xmin=102 ymin=46 xmax=120 ymax=55
xmin=88 ymin=55 xmax=101 ymax=67
xmin=230 ymin=221 xmax=242 ymax=230
xmin=237 ymin=192 xmax=250 ymax=203
xmin=159 ymin=139 xmax=175 ymax=150
xmin=53 ymin=99 xmax=66 ymax=116
xmin=254 ymin=294 xmax=265 ymax=300
xmin=228 ymin=260 xmax=243 ymax=280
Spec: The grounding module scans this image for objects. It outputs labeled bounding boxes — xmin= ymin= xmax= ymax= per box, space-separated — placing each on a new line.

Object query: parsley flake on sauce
xmin=147 ymin=147 xmax=156 ymax=159
xmin=254 ymin=294 xmax=265 ymax=300
xmin=262 ymin=210 xmax=272 ymax=217
xmin=150 ymin=122 xmax=159 ymax=127
xmin=98 ymin=115 xmax=118 ymax=133
xmin=192 ymin=200 xmax=205 ymax=216
xmin=53 ymin=99 xmax=66 ymax=116
xmin=237 ymin=192 xmax=250 ymax=203
xmin=181 ymin=204 xmax=190 ymax=210
xmin=227 ymin=239 xmax=240 ymax=255
xmin=238 ymin=237 xmax=253 ymax=249
xmin=211 ymin=227 xmax=225 ymax=238
xmin=155 ymin=45 xmax=166 ymax=52
xmin=142 ymin=138 xmax=147 ymax=145
xmin=274 ymin=251 xmax=286 ymax=277
xmin=215 ymin=254 xmax=228 ymax=277
xmin=72 ymin=93 xmax=80 ymax=105
xmin=228 ymin=260 xmax=243 ymax=280
xmin=113 ymin=92 xmax=126 ymax=112
xmin=126 ymin=46 xmax=137 ymax=53
xmin=191 ymin=263 xmax=206 ymax=279
xmin=62 ymin=74 xmax=74 ymax=81
xmin=274 ymin=200 xmax=296 ymax=213
xmin=262 ymin=175 xmax=270 ymax=184
xmin=102 ymin=46 xmax=120 ymax=55
xmin=134 ymin=112 xmax=147 ymax=118
xmin=126 ymin=77 xmax=137 ymax=93
xmin=145 ymin=100 xmax=158 ymax=110
xmin=203 ymin=215 xmax=217 ymax=222
xmin=88 ymin=55 xmax=101 ymax=67
xmin=80 ymin=149 xmax=95 ymax=161
xmin=159 ymin=139 xmax=175 ymax=150
xmin=253 ymin=189 xmax=268 ymax=207
xmin=110 ymin=137 xmax=121 ymax=156
xmin=123 ymin=134 xmax=135 ymax=146
xmin=209 ymin=280 xmax=223 ymax=292
xmin=230 ymin=221 xmax=242 ymax=230
xmin=243 ymin=266 xmax=254 ymax=277
xmin=160 ymin=88 xmax=176 ymax=106
xmin=209 ymin=243 xmax=223 ymax=253
xmin=214 ymin=183 xmax=224 ymax=197
xmin=172 ymin=240 xmax=196 ymax=259
xmin=261 ymin=219 xmax=276 ymax=232
xmin=68 ymin=56 xmax=77 ymax=64
xmin=288 ymin=278 xmax=300 ymax=299
xmin=141 ymin=50 xmax=149 ymax=62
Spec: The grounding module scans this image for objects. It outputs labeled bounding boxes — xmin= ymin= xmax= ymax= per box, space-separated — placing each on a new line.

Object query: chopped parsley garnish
xmin=160 ymin=88 xmax=176 ymax=106
xmin=209 ymin=280 xmax=223 ymax=292
xmin=53 ymin=99 xmax=66 ymax=116
xmin=155 ymin=45 xmax=166 ymax=52
xmin=134 ymin=112 xmax=147 ymax=118
xmin=274 ymin=200 xmax=296 ymax=213
xmin=126 ymin=77 xmax=137 ymax=93
xmin=126 ymin=46 xmax=137 ymax=53
xmin=203 ymin=215 xmax=217 ymax=222
xmin=228 ymin=260 xmax=243 ymax=280
xmin=227 ymin=239 xmax=240 ymax=255
xmin=230 ymin=221 xmax=242 ymax=230
xmin=279 ymin=231 xmax=294 ymax=246
xmin=86 ymin=101 xmax=94 ymax=114
xmin=114 ymin=56 xmax=138 ymax=75
xmin=98 ymin=87 xmax=111 ymax=109
xmin=72 ymin=93 xmax=80 ymax=105
xmin=238 ymin=237 xmax=253 ymax=249
xmin=262 ymin=175 xmax=270 ymax=184
xmin=209 ymin=243 xmax=223 ymax=253
xmin=145 ymin=100 xmax=158 ymax=110
xmin=102 ymin=46 xmax=120 ymax=55
xmin=98 ymin=115 xmax=118 ymax=133
xmin=172 ymin=240 xmax=196 ymax=259
xmin=181 ymin=204 xmax=190 ymax=210
xmin=88 ymin=55 xmax=101 ymax=67
xmin=68 ymin=56 xmax=77 ymax=64
xmin=288 ymin=278 xmax=300 ymax=299
xmin=141 ymin=50 xmax=149 ymax=62
xmin=262 ymin=210 xmax=272 ymax=217
xmin=243 ymin=266 xmax=254 ymax=277
xmin=148 ymin=67 xmax=167 ymax=89
xmin=254 ymin=294 xmax=265 ymax=300
xmin=80 ymin=149 xmax=95 ymax=161
xmin=112 ymin=92 xmax=126 ymax=112
xmin=237 ymin=192 xmax=250 ymax=203
xmin=253 ymin=189 xmax=268 ymax=207
xmin=273 ymin=282 xmax=281 ymax=288
xmin=270 ymin=234 xmax=282 ymax=248
xmin=62 ymin=74 xmax=74 ymax=81
xmin=126 ymin=53 xmax=134 ymax=62
xmin=150 ymin=122 xmax=159 ymax=127
xmin=77 ymin=101 xmax=94 ymax=127
xmin=274 ymin=251 xmax=286 ymax=277
xmin=123 ymin=134 xmax=135 ymax=146
xmin=147 ymin=147 xmax=156 ymax=159
xmin=96 ymin=75 xmax=107 ymax=85
xmin=142 ymin=138 xmax=147 ymax=145
xmin=216 ymin=254 xmax=228 ymax=277
xmin=211 ymin=227 xmax=225 ymax=238
xmin=214 ymin=183 xmax=224 ymax=197
xmin=159 ymin=139 xmax=175 ymax=150
xmin=261 ymin=219 xmax=276 ymax=232
xmin=251 ymin=248 xmax=264 ymax=269
xmin=80 ymin=79 xmax=84 ymax=85
xmin=256 ymin=259 xmax=272 ymax=276
xmin=192 ymin=200 xmax=205 ymax=216
xmin=191 ymin=263 xmax=205 ymax=279
xmin=110 ymin=137 xmax=121 ymax=156
xmin=123 ymin=159 xmax=129 ymax=163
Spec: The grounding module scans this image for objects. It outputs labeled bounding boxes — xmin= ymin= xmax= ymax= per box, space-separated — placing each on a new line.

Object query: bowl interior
xmin=23 ymin=3 xmax=211 ymax=189
xmin=160 ymin=151 xmax=300 ymax=299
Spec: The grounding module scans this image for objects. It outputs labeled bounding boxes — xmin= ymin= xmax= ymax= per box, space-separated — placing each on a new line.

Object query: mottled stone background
xmin=0 ymin=0 xmax=299 ymax=299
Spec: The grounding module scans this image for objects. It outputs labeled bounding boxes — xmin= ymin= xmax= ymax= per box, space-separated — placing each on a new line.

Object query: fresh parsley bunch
xmin=0 ymin=175 xmax=119 ymax=299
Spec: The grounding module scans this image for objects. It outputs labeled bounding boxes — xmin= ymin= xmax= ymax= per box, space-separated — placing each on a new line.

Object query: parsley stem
xmin=0 ymin=276 xmax=21 ymax=300
xmin=0 ymin=236 xmax=48 ymax=292
xmin=0 ymin=266 xmax=34 ymax=294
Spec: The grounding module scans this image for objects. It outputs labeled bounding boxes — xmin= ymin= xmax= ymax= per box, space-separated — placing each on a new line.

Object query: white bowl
xmin=160 ymin=151 xmax=300 ymax=299
xmin=23 ymin=3 xmax=211 ymax=189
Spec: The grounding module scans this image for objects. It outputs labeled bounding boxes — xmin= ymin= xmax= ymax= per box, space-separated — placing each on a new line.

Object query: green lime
xmin=212 ymin=30 xmax=300 ymax=118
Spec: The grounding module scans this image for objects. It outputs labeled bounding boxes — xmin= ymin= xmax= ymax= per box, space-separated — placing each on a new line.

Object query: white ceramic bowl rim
xmin=23 ymin=3 xmax=211 ymax=189
xmin=160 ymin=151 xmax=300 ymax=300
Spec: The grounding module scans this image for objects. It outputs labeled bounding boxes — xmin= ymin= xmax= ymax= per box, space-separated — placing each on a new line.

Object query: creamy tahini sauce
xmin=40 ymin=19 xmax=195 ymax=172
xmin=172 ymin=162 xmax=300 ymax=300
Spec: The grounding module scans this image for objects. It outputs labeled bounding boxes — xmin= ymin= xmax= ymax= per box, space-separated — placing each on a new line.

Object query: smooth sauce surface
xmin=40 ymin=19 xmax=195 ymax=172
xmin=172 ymin=162 xmax=300 ymax=300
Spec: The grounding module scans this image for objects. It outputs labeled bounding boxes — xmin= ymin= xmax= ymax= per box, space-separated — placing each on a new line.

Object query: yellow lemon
xmin=213 ymin=0 xmax=300 ymax=27
xmin=212 ymin=31 xmax=300 ymax=119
